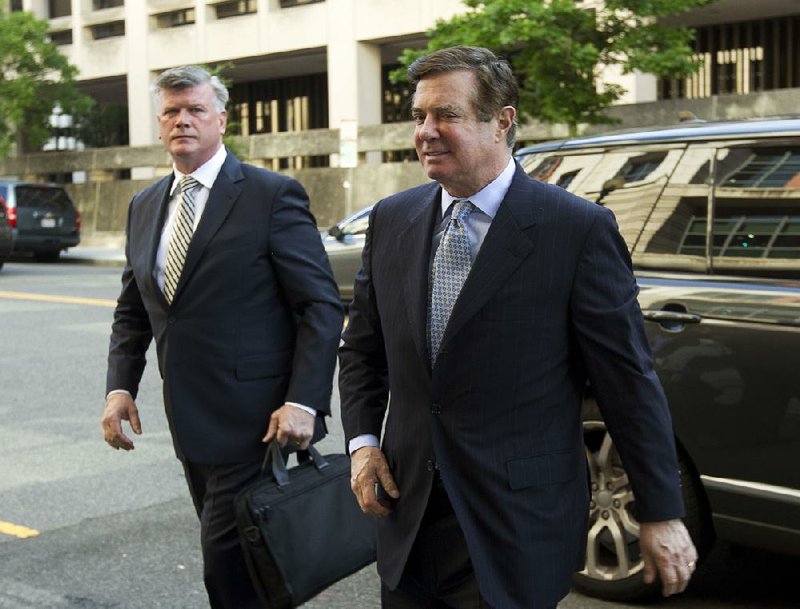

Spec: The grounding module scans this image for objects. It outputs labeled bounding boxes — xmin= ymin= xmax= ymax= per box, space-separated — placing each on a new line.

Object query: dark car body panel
xmin=0 ymin=182 xmax=81 ymax=258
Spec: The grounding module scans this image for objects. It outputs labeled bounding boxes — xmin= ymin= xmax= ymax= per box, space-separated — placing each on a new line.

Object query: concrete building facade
xmin=7 ymin=0 xmax=800 ymax=155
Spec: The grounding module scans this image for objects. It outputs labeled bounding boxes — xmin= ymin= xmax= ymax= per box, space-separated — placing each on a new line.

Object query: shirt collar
xmin=170 ymin=145 xmax=228 ymax=195
xmin=440 ymin=157 xmax=516 ymax=219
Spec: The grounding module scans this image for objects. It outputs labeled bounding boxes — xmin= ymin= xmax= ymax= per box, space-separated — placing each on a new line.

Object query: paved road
xmin=1 ymin=260 xmax=798 ymax=608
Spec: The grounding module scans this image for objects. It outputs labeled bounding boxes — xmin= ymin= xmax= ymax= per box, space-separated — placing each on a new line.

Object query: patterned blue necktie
xmin=429 ymin=199 xmax=475 ymax=364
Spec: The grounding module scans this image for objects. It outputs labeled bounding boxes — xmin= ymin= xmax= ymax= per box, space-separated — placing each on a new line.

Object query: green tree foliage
xmin=394 ymin=0 xmax=714 ymax=132
xmin=0 ymin=10 xmax=92 ymax=158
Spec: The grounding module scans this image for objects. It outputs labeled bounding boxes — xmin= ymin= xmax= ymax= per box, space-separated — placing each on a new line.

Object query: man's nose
xmin=175 ymin=108 xmax=192 ymax=125
xmin=417 ymin=116 xmax=439 ymax=140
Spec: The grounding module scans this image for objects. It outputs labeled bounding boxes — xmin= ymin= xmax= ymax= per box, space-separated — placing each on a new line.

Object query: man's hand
xmin=102 ymin=392 xmax=142 ymax=451
xmin=640 ymin=519 xmax=698 ymax=597
xmin=263 ymin=404 xmax=315 ymax=449
xmin=350 ymin=446 xmax=400 ymax=517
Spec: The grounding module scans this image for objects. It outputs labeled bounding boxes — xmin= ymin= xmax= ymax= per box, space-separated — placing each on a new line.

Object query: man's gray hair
xmin=151 ymin=65 xmax=229 ymax=113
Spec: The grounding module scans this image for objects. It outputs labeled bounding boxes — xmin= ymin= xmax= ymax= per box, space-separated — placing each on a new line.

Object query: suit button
xmin=431 ymin=403 xmax=441 ymax=415
xmin=426 ymin=460 xmax=437 ymax=472
xmin=168 ymin=316 xmax=176 ymax=324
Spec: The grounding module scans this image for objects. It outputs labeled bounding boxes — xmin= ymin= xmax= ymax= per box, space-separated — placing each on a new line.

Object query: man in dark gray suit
xmin=339 ymin=46 xmax=697 ymax=608
xmin=101 ymin=66 xmax=343 ymax=608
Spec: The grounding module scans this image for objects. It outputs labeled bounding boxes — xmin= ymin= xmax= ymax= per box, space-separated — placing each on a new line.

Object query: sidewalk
xmin=61 ymin=245 xmax=126 ymax=266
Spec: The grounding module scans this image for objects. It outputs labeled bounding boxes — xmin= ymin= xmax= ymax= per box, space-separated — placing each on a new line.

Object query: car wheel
xmin=573 ymin=400 xmax=714 ymax=601
xmin=34 ymin=250 xmax=61 ymax=262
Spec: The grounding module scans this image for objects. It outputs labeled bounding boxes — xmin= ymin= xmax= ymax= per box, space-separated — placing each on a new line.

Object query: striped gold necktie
xmin=163 ymin=175 xmax=200 ymax=303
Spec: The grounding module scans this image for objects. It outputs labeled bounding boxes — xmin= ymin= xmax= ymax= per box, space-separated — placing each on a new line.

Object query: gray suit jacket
xmin=107 ymin=153 xmax=343 ymax=463
xmin=339 ymin=164 xmax=683 ymax=608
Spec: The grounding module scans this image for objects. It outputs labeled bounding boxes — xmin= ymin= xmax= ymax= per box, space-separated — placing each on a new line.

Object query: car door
xmin=634 ymin=140 xmax=800 ymax=551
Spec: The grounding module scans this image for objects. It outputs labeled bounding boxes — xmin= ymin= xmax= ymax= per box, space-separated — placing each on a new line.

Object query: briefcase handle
xmin=262 ymin=440 xmax=330 ymax=488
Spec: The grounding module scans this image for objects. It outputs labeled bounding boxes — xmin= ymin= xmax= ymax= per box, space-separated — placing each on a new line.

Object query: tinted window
xmin=15 ymin=186 xmax=73 ymax=212
xmin=720 ymin=149 xmax=800 ymax=188
xmin=0 ymin=185 xmax=6 ymax=201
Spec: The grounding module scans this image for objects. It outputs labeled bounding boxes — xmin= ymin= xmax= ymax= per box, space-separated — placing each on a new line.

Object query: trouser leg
xmin=183 ymin=460 xmax=263 ymax=609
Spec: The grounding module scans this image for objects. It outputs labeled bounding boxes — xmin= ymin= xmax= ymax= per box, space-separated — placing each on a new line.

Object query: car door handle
xmin=642 ymin=307 xmax=702 ymax=331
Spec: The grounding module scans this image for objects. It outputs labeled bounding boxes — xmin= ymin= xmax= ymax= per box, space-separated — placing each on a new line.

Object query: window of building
xmin=93 ymin=0 xmax=124 ymax=9
xmin=49 ymin=29 xmax=73 ymax=45
xmin=90 ymin=20 xmax=125 ymax=40
xmin=49 ymin=0 xmax=71 ymax=18
xmin=215 ymin=0 xmax=256 ymax=19
xmin=229 ymin=73 xmax=329 ymax=168
xmin=660 ymin=15 xmax=800 ymax=100
xmin=10 ymin=0 xmax=23 ymax=11
xmin=155 ymin=8 xmax=195 ymax=28
xmin=279 ymin=0 xmax=324 ymax=7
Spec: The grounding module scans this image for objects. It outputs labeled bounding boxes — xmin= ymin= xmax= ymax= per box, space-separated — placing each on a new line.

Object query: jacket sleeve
xmin=267 ymin=177 xmax=344 ymax=415
xmin=570 ymin=206 xmax=685 ymax=522
xmin=338 ymin=203 xmax=390 ymax=444
xmin=106 ymin=197 xmax=153 ymax=398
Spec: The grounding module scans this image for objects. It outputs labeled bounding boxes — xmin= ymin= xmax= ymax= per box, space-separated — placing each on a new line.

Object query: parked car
xmin=324 ymin=116 xmax=800 ymax=601
xmin=0 ymin=181 xmax=81 ymax=261
xmin=0 ymin=194 xmax=13 ymax=270
xmin=321 ymin=205 xmax=371 ymax=302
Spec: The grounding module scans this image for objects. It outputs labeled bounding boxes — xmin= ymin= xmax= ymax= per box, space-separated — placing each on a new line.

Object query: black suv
xmin=325 ymin=117 xmax=800 ymax=601
xmin=516 ymin=117 xmax=800 ymax=600
xmin=0 ymin=181 xmax=81 ymax=261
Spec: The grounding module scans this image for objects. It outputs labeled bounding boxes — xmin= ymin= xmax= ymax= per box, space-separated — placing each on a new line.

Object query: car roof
xmin=515 ymin=116 xmax=800 ymax=155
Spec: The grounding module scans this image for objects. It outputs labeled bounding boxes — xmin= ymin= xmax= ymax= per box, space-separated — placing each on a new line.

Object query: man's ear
xmin=219 ymin=110 xmax=228 ymax=135
xmin=496 ymin=106 xmax=516 ymax=142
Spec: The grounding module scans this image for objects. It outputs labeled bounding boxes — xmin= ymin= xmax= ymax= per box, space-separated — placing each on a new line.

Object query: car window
xmin=522 ymin=152 xmax=605 ymax=199
xmin=580 ymin=147 xmax=684 ymax=251
xmin=0 ymin=185 xmax=7 ymax=201
xmin=15 ymin=186 xmax=73 ymax=212
xmin=635 ymin=145 xmax=714 ymax=271
xmin=635 ymin=141 xmax=800 ymax=275
xmin=340 ymin=209 xmax=370 ymax=236
xmin=711 ymin=144 xmax=800 ymax=272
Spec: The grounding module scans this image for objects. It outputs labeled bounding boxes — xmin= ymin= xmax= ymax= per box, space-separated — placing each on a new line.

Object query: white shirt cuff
xmin=105 ymin=389 xmax=132 ymax=401
xmin=285 ymin=402 xmax=317 ymax=417
xmin=348 ymin=434 xmax=380 ymax=455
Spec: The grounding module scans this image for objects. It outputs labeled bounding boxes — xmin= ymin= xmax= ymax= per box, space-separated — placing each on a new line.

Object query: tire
xmin=572 ymin=399 xmax=714 ymax=601
xmin=34 ymin=250 xmax=61 ymax=262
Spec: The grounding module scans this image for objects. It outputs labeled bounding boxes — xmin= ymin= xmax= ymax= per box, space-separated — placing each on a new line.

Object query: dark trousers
xmin=182 ymin=460 xmax=263 ymax=609
xmin=382 ymin=477 xmax=492 ymax=609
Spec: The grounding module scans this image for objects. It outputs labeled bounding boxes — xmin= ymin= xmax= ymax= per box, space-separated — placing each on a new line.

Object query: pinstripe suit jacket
xmin=339 ymin=163 xmax=684 ymax=608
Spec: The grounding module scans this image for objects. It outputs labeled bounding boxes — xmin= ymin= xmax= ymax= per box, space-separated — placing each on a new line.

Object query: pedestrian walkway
xmin=61 ymin=245 xmax=126 ymax=266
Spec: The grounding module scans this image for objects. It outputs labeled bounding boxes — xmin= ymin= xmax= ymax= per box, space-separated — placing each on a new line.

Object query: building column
xmin=126 ymin=0 xmax=158 ymax=178
xmin=326 ymin=0 xmax=383 ymax=165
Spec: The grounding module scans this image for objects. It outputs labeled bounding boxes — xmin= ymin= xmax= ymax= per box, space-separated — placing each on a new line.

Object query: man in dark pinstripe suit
xmin=339 ymin=46 xmax=697 ymax=609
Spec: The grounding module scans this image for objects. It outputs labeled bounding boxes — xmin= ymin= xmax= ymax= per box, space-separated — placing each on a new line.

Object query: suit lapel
xmin=140 ymin=176 xmax=173 ymax=307
xmin=398 ymin=184 xmax=441 ymax=367
xmin=439 ymin=167 xmax=540 ymax=349
xmin=171 ymin=154 xmax=243 ymax=304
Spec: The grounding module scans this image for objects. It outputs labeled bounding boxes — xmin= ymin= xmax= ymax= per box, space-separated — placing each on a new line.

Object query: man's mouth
xmin=423 ymin=150 xmax=448 ymax=158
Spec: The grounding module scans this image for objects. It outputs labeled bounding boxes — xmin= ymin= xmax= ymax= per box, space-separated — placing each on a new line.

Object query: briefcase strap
xmin=261 ymin=440 xmax=330 ymax=487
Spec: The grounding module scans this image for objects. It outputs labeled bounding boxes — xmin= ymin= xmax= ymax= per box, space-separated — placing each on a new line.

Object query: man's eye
xmin=412 ymin=115 xmax=424 ymax=124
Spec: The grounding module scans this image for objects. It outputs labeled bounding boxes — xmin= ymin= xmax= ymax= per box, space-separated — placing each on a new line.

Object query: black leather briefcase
xmin=234 ymin=441 xmax=376 ymax=609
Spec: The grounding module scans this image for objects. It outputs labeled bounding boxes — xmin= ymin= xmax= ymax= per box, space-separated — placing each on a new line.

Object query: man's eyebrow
xmin=411 ymin=104 xmax=464 ymax=114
